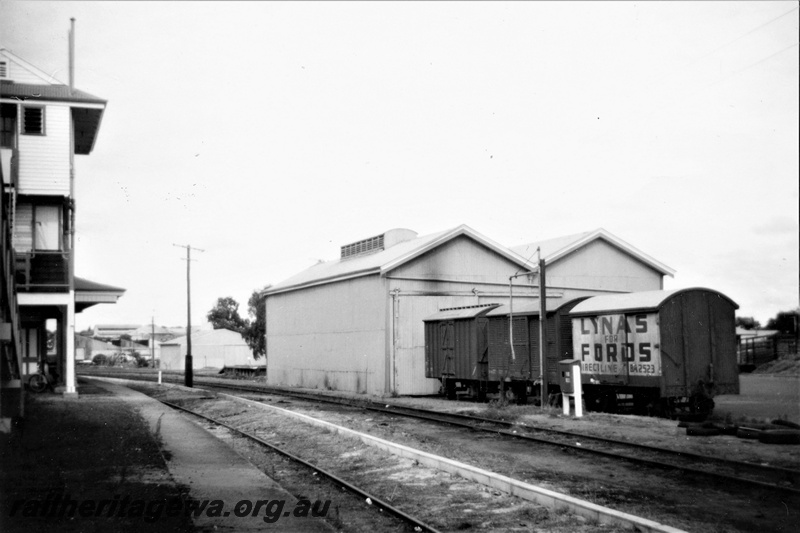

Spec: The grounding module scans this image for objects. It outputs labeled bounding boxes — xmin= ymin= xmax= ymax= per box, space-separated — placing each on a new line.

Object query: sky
xmin=1 ymin=1 xmax=797 ymax=330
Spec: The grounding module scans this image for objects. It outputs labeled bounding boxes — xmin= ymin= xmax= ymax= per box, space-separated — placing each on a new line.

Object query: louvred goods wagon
xmin=424 ymin=299 xmax=588 ymax=404
xmin=483 ymin=297 xmax=589 ymax=404
xmin=424 ymin=304 xmax=500 ymax=400
xmin=569 ymin=288 xmax=739 ymax=416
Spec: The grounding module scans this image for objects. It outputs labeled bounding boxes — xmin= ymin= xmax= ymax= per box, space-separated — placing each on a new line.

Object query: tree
xmin=207 ymin=296 xmax=248 ymax=333
xmin=765 ymin=310 xmax=799 ymax=334
xmin=244 ymin=287 xmax=269 ymax=360
xmin=735 ymin=316 xmax=761 ymax=330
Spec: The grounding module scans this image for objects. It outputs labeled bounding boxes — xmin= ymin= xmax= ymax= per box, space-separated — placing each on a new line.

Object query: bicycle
xmin=28 ymin=363 xmax=54 ymax=393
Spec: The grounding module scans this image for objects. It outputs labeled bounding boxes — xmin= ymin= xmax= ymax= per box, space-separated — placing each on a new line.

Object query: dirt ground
xmin=140 ymin=382 xmax=799 ymax=533
xmin=753 ymin=353 xmax=800 ymax=376
xmin=147 ymin=385 xmax=618 ymax=533
xmin=0 ymin=382 xmax=192 ymax=533
xmin=283 ymin=383 xmax=800 ymax=472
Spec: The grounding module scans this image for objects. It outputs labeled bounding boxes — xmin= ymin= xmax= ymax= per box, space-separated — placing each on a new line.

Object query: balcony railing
xmin=15 ymin=250 xmax=70 ymax=292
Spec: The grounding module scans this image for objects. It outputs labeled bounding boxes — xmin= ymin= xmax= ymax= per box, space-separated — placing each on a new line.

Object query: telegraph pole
xmin=538 ymin=255 xmax=547 ymax=408
xmin=173 ymin=244 xmax=204 ymax=387
xmin=150 ymin=315 xmax=155 ymax=368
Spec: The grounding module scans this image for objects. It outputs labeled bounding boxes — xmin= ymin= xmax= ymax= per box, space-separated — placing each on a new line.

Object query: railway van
xmin=424 ymin=288 xmax=739 ymax=416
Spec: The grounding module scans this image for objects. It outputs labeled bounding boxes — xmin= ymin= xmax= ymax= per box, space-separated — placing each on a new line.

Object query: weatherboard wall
xmin=16 ymin=103 xmax=71 ymax=196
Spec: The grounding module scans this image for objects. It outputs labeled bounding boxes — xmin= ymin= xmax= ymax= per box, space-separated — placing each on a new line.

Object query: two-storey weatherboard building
xmin=1 ymin=45 xmax=123 ymax=407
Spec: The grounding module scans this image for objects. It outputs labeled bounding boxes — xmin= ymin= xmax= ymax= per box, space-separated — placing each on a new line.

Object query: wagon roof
xmin=423 ymin=304 xmax=501 ymax=321
xmin=485 ymin=297 xmax=581 ymax=317
xmin=569 ymin=287 xmax=738 ymax=316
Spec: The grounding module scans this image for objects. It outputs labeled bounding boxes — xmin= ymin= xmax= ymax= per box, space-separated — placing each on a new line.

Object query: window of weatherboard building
xmin=22 ymin=105 xmax=45 ymax=136
xmin=13 ymin=203 xmax=62 ymax=252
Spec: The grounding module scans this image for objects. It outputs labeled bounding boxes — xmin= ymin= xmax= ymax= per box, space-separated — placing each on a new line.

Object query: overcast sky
xmin=1 ymin=1 xmax=797 ymax=329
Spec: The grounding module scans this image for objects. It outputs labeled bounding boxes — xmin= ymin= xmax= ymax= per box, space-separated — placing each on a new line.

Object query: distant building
xmin=93 ymin=324 xmax=201 ymax=344
xmin=737 ymin=327 xmax=798 ymax=370
xmin=160 ymin=329 xmax=253 ymax=370
xmin=93 ymin=324 xmax=141 ymax=340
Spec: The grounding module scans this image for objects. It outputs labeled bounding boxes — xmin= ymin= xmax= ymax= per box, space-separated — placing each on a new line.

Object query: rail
xmin=81 ymin=369 xmax=800 ymax=496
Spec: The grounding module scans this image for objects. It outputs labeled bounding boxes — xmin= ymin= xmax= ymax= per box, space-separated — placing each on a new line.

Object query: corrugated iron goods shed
xmin=263 ymin=225 xmax=674 ymax=397
xmin=265 ymin=226 xmax=543 ymax=396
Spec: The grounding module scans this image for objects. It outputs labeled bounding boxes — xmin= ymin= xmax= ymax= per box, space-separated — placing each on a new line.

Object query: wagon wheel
xmin=597 ymin=391 xmax=618 ymax=413
xmin=442 ymin=378 xmax=457 ymax=400
xmin=476 ymin=381 xmax=487 ymax=403
xmin=652 ymin=398 xmax=676 ymax=419
xmin=514 ymin=383 xmax=528 ymax=405
xmin=582 ymin=390 xmax=601 ymax=412
xmin=690 ymin=394 xmax=715 ymax=418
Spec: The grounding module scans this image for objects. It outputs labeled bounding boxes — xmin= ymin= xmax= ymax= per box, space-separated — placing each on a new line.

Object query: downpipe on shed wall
xmin=390 ymin=288 xmax=400 ymax=395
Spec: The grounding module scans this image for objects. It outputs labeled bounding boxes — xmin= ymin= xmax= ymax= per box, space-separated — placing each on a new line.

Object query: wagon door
xmin=487 ymin=316 xmax=508 ymax=381
xmin=510 ymin=316 xmax=530 ymax=379
xmin=475 ymin=317 xmax=490 ymax=381
xmin=439 ymin=321 xmax=455 ymax=378
xmin=659 ymin=299 xmax=688 ymax=397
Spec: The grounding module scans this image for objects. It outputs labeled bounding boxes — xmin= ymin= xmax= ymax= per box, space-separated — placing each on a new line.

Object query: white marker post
xmin=559 ymin=359 xmax=583 ymax=418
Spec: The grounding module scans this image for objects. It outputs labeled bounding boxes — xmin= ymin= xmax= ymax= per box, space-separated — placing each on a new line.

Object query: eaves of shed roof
xmin=511 ymin=228 xmax=676 ymax=278
xmin=570 ymin=287 xmax=738 ymax=316
xmin=265 ymin=225 xmax=533 ymax=296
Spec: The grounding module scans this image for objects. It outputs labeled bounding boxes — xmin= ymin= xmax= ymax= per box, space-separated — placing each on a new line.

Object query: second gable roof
xmin=511 ymin=228 xmax=675 ymax=277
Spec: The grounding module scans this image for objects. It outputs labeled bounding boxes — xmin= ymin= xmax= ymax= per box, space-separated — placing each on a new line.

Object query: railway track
xmin=146 ymin=384 xmax=691 ymax=532
xmin=82 ymin=371 xmax=800 ymax=498
xmin=159 ymin=398 xmax=442 ymax=533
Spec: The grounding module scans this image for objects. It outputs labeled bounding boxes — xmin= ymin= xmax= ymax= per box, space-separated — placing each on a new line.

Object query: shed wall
xmin=160 ymin=344 xmax=182 ymax=370
xmin=548 ymin=239 xmax=663 ymax=292
xmin=266 ymin=275 xmax=387 ymax=395
xmin=388 ymin=237 xmax=539 ymax=394
xmin=158 ymin=330 xmax=252 ymax=370
xmin=389 ymin=235 xmax=523 ymax=285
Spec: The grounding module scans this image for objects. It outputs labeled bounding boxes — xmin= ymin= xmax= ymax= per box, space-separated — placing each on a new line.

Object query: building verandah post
xmin=64 ymin=292 xmax=76 ymax=396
